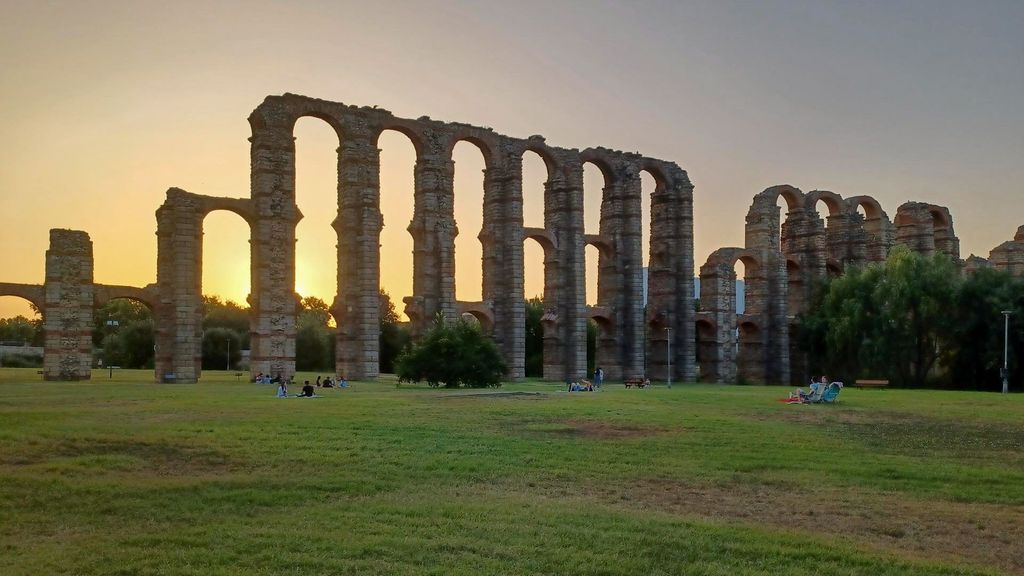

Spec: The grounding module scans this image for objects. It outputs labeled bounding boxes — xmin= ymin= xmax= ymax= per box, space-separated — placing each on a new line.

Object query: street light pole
xmin=1002 ymin=311 xmax=1012 ymax=395
xmin=226 ymin=338 xmax=231 ymax=371
xmin=666 ymin=327 xmax=672 ymax=389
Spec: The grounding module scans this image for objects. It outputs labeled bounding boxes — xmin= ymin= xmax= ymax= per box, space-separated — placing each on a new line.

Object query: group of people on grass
xmin=273 ymin=375 xmax=349 ymax=398
xmin=567 ymin=367 xmax=605 ymax=392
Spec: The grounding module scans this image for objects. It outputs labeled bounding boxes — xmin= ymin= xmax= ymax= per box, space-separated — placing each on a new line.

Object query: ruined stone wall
xmin=987 ymin=226 xmax=1024 ymax=277
xmin=894 ymin=202 xmax=960 ymax=261
xmin=155 ymin=189 xmax=254 ymax=383
xmin=698 ymin=187 xmax=969 ymax=385
xmin=698 ymin=186 xmax=906 ymax=385
xmin=43 ymin=230 xmax=94 ymax=380
xmin=240 ymin=94 xmax=694 ymax=383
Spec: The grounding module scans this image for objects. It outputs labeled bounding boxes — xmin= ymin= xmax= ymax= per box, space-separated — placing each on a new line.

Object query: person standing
xmin=594 ymin=367 xmax=604 ymax=389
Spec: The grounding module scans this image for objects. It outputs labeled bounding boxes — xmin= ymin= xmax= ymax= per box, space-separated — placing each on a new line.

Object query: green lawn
xmin=1 ymin=368 xmax=1022 ymax=575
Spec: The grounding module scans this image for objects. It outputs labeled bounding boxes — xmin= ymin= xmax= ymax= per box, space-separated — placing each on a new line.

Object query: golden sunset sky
xmin=2 ymin=0 xmax=1022 ymax=319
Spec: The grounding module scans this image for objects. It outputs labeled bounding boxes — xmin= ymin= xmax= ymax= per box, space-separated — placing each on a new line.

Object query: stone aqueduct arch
xmin=13 ymin=96 xmax=1009 ymax=386
xmin=152 ymin=94 xmax=696 ymax=383
xmin=697 ymin=185 xmax=963 ymax=384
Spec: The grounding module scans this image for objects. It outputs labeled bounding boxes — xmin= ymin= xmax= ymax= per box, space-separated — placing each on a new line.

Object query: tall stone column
xmin=547 ymin=157 xmax=587 ymax=381
xmin=154 ymin=190 xmax=203 ymax=383
xmin=614 ymin=165 xmax=646 ymax=380
xmin=43 ymin=229 xmax=94 ymax=381
xmin=595 ymin=167 xmax=626 ymax=381
xmin=334 ymin=128 xmax=381 ymax=380
xmin=249 ymin=124 xmax=300 ymax=382
xmin=407 ymin=135 xmax=457 ymax=334
xmin=698 ymin=257 xmax=738 ymax=383
xmin=647 ymin=165 xmax=696 ymax=383
xmin=482 ymin=145 xmax=525 ymax=378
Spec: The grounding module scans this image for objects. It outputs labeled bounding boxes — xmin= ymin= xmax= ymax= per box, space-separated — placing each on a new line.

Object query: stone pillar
xmin=407 ymin=135 xmax=457 ymax=334
xmin=594 ymin=165 xmax=627 ymax=381
xmin=482 ymin=143 xmax=525 ymax=378
xmin=863 ymin=215 xmax=895 ymax=263
xmin=614 ymin=164 xmax=647 ymax=380
xmin=154 ymin=190 xmax=204 ymax=383
xmin=43 ymin=229 xmax=94 ymax=381
xmin=989 ymin=226 xmax=1024 ymax=277
xmin=547 ymin=156 xmax=587 ymax=381
xmin=895 ymin=203 xmax=936 ymax=256
xmin=248 ymin=115 xmax=301 ymax=382
xmin=333 ymin=127 xmax=382 ymax=380
xmin=646 ymin=165 xmax=696 ymax=383
xmin=698 ymin=256 xmax=738 ymax=383
xmin=931 ymin=206 xmax=960 ymax=261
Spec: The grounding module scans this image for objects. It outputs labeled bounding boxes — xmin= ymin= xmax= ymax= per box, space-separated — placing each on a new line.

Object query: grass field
xmin=1 ymin=368 xmax=1022 ymax=575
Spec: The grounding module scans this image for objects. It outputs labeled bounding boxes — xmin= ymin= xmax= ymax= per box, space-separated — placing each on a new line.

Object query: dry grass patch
xmin=600 ymin=479 xmax=1024 ymax=574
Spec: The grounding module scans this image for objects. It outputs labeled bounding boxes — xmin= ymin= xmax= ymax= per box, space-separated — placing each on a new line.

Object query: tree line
xmin=796 ymin=246 xmax=1024 ymax=391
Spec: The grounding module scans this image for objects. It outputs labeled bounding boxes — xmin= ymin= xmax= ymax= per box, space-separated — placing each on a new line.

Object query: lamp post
xmin=1002 ymin=310 xmax=1012 ymax=395
xmin=226 ymin=338 xmax=231 ymax=371
xmin=666 ymin=327 xmax=672 ymax=389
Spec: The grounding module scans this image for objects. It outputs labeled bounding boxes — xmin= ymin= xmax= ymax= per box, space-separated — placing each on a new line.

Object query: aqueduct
xmin=696 ymin=185 xmax=965 ymax=385
xmin=4 ymin=94 xmax=1021 ymax=384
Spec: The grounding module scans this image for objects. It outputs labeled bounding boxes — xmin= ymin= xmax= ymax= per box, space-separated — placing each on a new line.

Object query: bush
xmin=396 ymin=317 xmax=507 ymax=388
xmin=0 ymin=353 xmax=42 ymax=368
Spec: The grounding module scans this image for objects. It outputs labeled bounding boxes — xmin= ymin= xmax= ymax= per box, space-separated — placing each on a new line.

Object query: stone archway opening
xmin=95 ymin=296 xmax=155 ymax=370
xmin=452 ymin=140 xmax=487 ymax=303
xmin=640 ymin=170 xmax=657 ymax=274
xmin=377 ymin=129 xmax=418 ymax=322
xmin=294 ymin=117 xmax=342 ymax=312
xmin=0 ymin=295 xmax=43 ymax=369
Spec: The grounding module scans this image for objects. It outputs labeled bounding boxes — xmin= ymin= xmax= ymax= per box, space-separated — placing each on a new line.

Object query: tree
xmin=94 ymin=299 xmax=152 ymax=346
xmin=0 ymin=315 xmax=42 ymax=345
xmin=944 ymin=268 xmax=1024 ymax=391
xmin=798 ymin=246 xmax=961 ymax=387
xmin=525 ymin=297 xmax=544 ymax=377
xmin=203 ymin=296 xmax=250 ymax=348
xmin=396 ymin=316 xmax=507 ymax=388
xmin=202 ymin=327 xmax=242 ymax=370
xmin=379 ymin=289 xmax=410 ymax=373
xmin=296 ymin=296 xmax=333 ymax=371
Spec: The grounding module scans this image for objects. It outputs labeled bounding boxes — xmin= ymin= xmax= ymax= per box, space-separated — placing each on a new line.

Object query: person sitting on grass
xmin=790 ymin=375 xmax=828 ymax=402
xmin=299 ymin=380 xmax=316 ymax=397
xmin=339 ymin=377 xmax=349 ymax=388
xmin=275 ymin=381 xmax=288 ymax=398
xmin=322 ymin=377 xmax=334 ymax=388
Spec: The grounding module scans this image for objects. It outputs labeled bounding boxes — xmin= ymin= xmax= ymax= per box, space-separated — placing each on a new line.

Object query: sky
xmin=1 ymin=0 xmax=1022 ymax=320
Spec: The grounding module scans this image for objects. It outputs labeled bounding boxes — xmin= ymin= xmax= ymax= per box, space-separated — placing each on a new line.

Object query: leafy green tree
xmin=119 ymin=320 xmax=155 ymax=368
xmin=0 ymin=315 xmax=42 ymax=345
xmin=295 ymin=296 xmax=333 ymax=371
xmin=202 ymin=327 xmax=242 ymax=370
xmin=525 ymin=297 xmax=544 ymax=377
xmin=396 ymin=316 xmax=507 ymax=388
xmin=202 ymin=296 xmax=250 ymax=348
xmin=945 ymin=268 xmax=1024 ymax=391
xmin=94 ymin=299 xmax=152 ymax=346
xmin=799 ymin=246 xmax=961 ymax=387
xmin=379 ymin=289 xmax=411 ymax=373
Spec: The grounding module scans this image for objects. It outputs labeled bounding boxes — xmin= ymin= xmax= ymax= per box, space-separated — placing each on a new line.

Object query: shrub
xmin=396 ymin=317 xmax=507 ymax=388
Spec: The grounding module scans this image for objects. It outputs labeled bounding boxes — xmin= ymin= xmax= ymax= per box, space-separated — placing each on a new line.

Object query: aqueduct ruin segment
xmin=696 ymin=185 xmax=965 ymax=385
xmin=153 ymin=94 xmax=696 ymax=383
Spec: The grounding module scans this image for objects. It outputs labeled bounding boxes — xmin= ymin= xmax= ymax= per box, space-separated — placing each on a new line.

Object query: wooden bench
xmin=624 ymin=378 xmax=647 ymax=388
xmin=854 ymin=379 xmax=890 ymax=388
